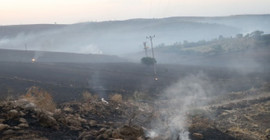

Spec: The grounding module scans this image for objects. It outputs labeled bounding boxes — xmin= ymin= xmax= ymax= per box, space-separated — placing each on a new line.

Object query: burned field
xmin=0 ymin=61 xmax=266 ymax=101
xmin=0 ymin=61 xmax=270 ymax=140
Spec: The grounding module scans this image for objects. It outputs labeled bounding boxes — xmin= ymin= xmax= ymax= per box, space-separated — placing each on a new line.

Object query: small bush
xmin=23 ymin=86 xmax=56 ymax=112
xmin=141 ymin=57 xmax=157 ymax=65
xmin=82 ymin=91 xmax=98 ymax=102
xmin=110 ymin=94 xmax=123 ymax=103
xmin=133 ymin=91 xmax=150 ymax=101
xmin=82 ymin=91 xmax=92 ymax=101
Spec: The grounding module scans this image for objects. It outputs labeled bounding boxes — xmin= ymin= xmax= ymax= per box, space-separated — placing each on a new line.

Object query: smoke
xmin=88 ymin=71 xmax=106 ymax=98
xmin=33 ymin=51 xmax=44 ymax=61
xmin=75 ymin=44 xmax=103 ymax=54
xmin=0 ymin=38 xmax=10 ymax=45
xmin=0 ymin=17 xmax=246 ymax=55
xmin=0 ymin=25 xmax=103 ymax=54
xmin=148 ymin=73 xmax=213 ymax=140
xmin=224 ymin=48 xmax=266 ymax=74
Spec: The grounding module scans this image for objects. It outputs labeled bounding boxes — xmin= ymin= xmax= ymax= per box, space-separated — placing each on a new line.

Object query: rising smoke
xmin=0 ymin=25 xmax=103 ymax=55
xmin=148 ymin=73 xmax=214 ymax=140
xmin=0 ymin=16 xmax=252 ymax=55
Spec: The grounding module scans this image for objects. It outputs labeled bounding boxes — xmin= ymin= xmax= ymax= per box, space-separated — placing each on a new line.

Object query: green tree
xmin=141 ymin=57 xmax=157 ymax=65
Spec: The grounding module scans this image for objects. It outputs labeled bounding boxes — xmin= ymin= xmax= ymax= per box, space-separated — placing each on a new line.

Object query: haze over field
xmin=0 ymin=15 xmax=270 ymax=55
xmin=1 ymin=0 xmax=270 ymax=55
xmin=0 ymin=1 xmax=270 ymax=140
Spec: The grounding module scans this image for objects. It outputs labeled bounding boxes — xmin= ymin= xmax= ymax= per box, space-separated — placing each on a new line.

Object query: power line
xmin=146 ymin=35 xmax=155 ymax=59
xmin=146 ymin=35 xmax=158 ymax=79
xmin=143 ymin=42 xmax=149 ymax=57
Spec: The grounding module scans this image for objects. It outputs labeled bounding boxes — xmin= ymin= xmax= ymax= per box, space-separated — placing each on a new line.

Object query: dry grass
xmin=22 ymin=86 xmax=56 ymax=112
xmin=189 ymin=116 xmax=214 ymax=130
xmin=110 ymin=93 xmax=123 ymax=103
xmin=82 ymin=91 xmax=92 ymax=101
xmin=82 ymin=91 xmax=99 ymax=102
xmin=228 ymin=126 xmax=264 ymax=140
xmin=3 ymin=95 xmax=15 ymax=102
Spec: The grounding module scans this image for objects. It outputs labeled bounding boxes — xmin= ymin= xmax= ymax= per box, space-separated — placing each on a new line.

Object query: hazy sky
xmin=1 ymin=0 xmax=270 ymax=25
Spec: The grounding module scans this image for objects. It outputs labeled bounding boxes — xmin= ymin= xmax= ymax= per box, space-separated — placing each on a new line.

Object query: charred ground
xmin=0 ymin=61 xmax=268 ymax=102
xmin=0 ymin=60 xmax=270 ymax=140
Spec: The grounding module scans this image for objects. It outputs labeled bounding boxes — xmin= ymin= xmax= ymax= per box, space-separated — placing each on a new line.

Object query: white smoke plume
xmin=0 ymin=25 xmax=103 ymax=55
xmin=148 ymin=73 xmax=213 ymax=140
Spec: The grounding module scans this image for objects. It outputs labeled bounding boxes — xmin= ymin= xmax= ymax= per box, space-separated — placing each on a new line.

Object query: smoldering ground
xmin=147 ymin=73 xmax=214 ymax=140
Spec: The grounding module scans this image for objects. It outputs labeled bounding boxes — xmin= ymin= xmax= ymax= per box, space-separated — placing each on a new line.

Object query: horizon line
xmin=1 ymin=13 xmax=269 ymax=26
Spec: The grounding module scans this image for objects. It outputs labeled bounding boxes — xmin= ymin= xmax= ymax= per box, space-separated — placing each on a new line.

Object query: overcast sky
xmin=1 ymin=0 xmax=270 ymax=25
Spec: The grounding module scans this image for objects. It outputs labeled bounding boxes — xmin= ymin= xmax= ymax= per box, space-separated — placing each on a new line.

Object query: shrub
xmin=23 ymin=86 xmax=56 ymax=112
xmin=82 ymin=91 xmax=92 ymax=101
xmin=82 ymin=91 xmax=98 ymax=102
xmin=110 ymin=93 xmax=123 ymax=103
xmin=141 ymin=57 xmax=157 ymax=65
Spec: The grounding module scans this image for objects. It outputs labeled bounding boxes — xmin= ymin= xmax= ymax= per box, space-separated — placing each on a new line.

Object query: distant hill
xmin=0 ymin=49 xmax=126 ymax=63
xmin=0 ymin=14 xmax=269 ymax=55
xmin=0 ymin=24 xmax=66 ymax=38
xmin=128 ymin=33 xmax=270 ymax=73
xmin=164 ymin=14 xmax=270 ymax=33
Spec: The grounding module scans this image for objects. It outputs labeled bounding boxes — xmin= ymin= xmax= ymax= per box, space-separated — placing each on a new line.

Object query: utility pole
xmin=143 ymin=42 xmax=148 ymax=57
xmin=146 ymin=35 xmax=157 ymax=79
xmin=146 ymin=35 xmax=155 ymax=59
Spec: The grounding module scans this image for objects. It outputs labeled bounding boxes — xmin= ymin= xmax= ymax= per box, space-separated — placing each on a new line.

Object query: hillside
xmin=0 ymin=14 xmax=269 ymax=55
xmin=129 ymin=32 xmax=270 ymax=72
